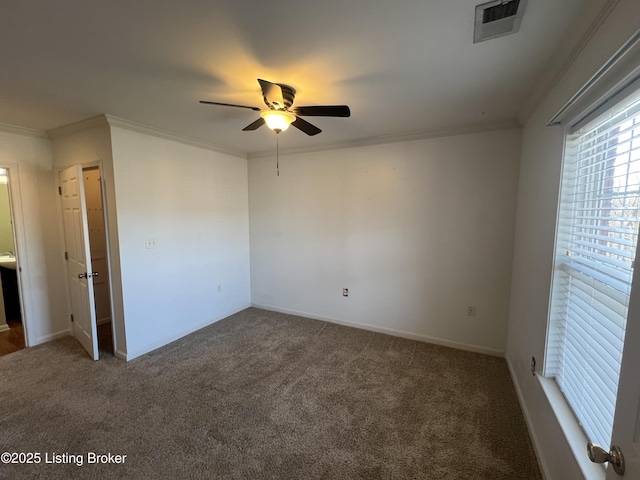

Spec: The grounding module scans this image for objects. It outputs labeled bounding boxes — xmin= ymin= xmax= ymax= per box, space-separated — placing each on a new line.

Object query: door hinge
xmin=70 ymin=314 xmax=74 ymax=323
xmin=58 ymin=186 xmax=62 ymax=196
xmin=64 ymin=251 xmax=68 ymax=260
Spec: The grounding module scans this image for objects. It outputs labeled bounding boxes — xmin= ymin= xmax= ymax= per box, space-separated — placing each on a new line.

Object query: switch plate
xmin=145 ymin=238 xmax=158 ymax=249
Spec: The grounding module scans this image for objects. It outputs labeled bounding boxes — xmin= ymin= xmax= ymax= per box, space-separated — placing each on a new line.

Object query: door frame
xmin=0 ymin=163 xmax=31 ymax=347
xmin=85 ymin=161 xmax=116 ymax=355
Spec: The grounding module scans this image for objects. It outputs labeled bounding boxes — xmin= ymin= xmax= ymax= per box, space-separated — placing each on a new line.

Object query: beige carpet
xmin=0 ymin=308 xmax=541 ymax=479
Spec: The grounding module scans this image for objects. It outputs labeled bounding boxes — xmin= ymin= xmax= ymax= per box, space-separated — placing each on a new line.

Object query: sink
xmin=0 ymin=255 xmax=16 ymax=270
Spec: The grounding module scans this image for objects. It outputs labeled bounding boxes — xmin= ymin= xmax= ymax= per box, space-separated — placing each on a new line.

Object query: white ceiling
xmin=1 ymin=0 xmax=600 ymax=155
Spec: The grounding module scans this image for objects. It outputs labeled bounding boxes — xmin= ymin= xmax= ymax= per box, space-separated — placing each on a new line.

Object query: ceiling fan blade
xmin=291 ymin=117 xmax=322 ymax=136
xmin=199 ymin=100 xmax=261 ymax=112
xmin=293 ymin=105 xmax=351 ymax=117
xmin=242 ymin=118 xmax=265 ymax=131
xmin=258 ymin=79 xmax=285 ymax=109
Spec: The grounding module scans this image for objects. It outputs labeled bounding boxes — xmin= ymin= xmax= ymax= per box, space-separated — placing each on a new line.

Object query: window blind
xmin=546 ymin=93 xmax=640 ymax=449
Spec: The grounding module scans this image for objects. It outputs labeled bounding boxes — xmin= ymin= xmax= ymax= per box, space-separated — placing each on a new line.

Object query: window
xmin=546 ymin=89 xmax=640 ymax=449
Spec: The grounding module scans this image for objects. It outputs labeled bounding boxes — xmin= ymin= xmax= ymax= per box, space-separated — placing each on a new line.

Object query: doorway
xmin=82 ymin=166 xmax=113 ymax=356
xmin=0 ymin=167 xmax=25 ymax=356
xmin=58 ymin=163 xmax=115 ymax=360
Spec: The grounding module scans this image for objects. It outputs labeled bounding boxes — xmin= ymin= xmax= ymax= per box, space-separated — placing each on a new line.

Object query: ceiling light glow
xmin=261 ymin=110 xmax=296 ymax=132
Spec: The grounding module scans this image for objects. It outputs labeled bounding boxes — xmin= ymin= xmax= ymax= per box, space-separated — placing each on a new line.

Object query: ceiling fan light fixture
xmin=261 ymin=110 xmax=296 ymax=132
xmin=200 ymin=78 xmax=346 ymax=136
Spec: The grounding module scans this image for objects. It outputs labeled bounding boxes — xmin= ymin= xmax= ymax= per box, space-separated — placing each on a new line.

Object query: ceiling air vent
xmin=474 ymin=0 xmax=527 ymax=43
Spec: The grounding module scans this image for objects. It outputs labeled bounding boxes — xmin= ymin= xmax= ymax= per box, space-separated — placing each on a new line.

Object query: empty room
xmin=1 ymin=1 xmax=639 ymax=479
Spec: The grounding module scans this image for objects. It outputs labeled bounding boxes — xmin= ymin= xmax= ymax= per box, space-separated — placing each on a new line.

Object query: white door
xmin=602 ymin=263 xmax=640 ymax=478
xmin=59 ymin=165 xmax=99 ymax=360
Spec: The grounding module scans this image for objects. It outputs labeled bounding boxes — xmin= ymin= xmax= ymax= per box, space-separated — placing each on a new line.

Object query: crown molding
xmin=0 ymin=122 xmax=48 ymax=139
xmin=47 ymin=115 xmax=110 ymax=139
xmin=47 ymin=114 xmax=247 ymax=159
xmin=44 ymin=115 xmax=520 ymax=161
xmin=104 ymin=115 xmax=247 ymax=159
xmin=518 ymin=0 xmax=621 ymax=123
xmin=247 ymin=119 xmax=521 ymax=159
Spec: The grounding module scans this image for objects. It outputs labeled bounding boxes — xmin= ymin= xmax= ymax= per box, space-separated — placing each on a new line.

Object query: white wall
xmin=109 ymin=127 xmax=251 ymax=360
xmin=250 ymin=128 xmax=521 ymax=355
xmin=506 ymin=1 xmax=640 ymax=478
xmin=0 ymin=128 xmax=68 ymax=345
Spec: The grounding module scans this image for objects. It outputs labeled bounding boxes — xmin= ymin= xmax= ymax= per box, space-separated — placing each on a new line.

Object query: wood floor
xmin=98 ymin=321 xmax=114 ymax=355
xmin=0 ymin=320 xmax=114 ymax=358
xmin=0 ymin=317 xmax=25 ymax=356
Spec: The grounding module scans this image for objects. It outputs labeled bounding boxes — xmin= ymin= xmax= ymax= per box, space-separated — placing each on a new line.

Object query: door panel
xmin=605 ymin=317 xmax=640 ymax=476
xmin=603 ymin=231 xmax=640 ymax=477
xmin=59 ymin=165 xmax=98 ymax=360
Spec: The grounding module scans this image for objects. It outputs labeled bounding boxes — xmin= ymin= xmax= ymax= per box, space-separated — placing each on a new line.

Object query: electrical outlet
xmin=467 ymin=306 xmax=476 ymax=317
xmin=145 ymin=238 xmax=158 ymax=249
xmin=343 ymin=288 xmax=348 ymax=297
xmin=531 ymin=356 xmax=536 ymax=376
xmin=217 ymin=284 xmax=222 ymax=294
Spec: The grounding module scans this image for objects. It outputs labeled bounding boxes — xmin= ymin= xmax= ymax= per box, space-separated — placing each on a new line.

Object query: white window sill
xmin=538 ymin=375 xmax=607 ymax=480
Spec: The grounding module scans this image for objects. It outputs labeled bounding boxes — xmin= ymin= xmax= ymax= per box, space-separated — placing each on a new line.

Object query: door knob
xmin=587 ymin=442 xmax=625 ymax=475
xmin=79 ymin=272 xmax=99 ymax=279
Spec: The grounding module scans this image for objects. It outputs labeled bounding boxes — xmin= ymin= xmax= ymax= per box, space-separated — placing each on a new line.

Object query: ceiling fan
xmin=199 ymin=78 xmax=350 ymax=136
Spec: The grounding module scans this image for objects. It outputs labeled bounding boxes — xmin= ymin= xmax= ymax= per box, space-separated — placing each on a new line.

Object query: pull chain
xmin=276 ymin=133 xmax=279 ymax=176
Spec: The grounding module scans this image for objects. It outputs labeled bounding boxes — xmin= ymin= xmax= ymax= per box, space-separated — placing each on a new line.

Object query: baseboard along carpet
xmin=0 ymin=308 xmax=541 ymax=479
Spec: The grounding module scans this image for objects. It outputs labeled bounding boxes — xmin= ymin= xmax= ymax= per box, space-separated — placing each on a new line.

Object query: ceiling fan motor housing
xmin=264 ymin=83 xmax=296 ymax=110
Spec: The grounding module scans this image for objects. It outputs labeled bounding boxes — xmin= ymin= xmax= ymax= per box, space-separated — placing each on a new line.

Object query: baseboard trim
xmin=124 ymin=304 xmax=251 ymax=361
xmin=0 ymin=324 xmax=9 ymax=333
xmin=251 ymin=303 xmax=505 ymax=357
xmin=505 ymin=355 xmax=550 ymax=480
xmin=32 ymin=329 xmax=72 ymax=346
